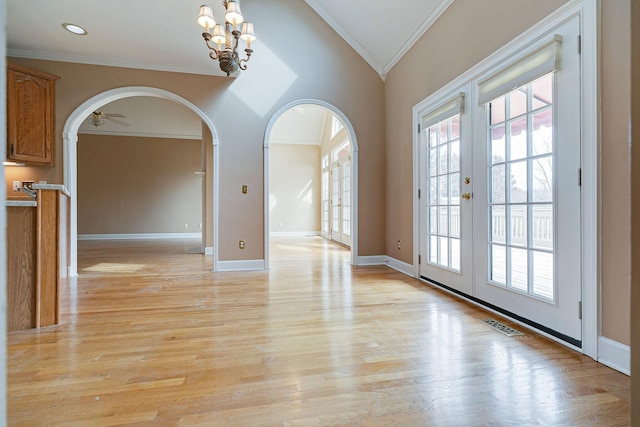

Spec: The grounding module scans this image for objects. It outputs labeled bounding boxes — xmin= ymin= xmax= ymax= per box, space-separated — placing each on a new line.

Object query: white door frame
xmin=263 ymin=99 xmax=359 ymax=268
xmin=412 ymin=0 xmax=598 ymax=358
xmin=62 ymin=86 xmax=221 ymax=275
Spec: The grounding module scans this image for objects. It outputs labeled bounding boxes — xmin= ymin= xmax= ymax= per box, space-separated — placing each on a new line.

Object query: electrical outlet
xmin=184 ymin=223 xmax=189 ymax=229
xmin=12 ymin=181 xmax=21 ymax=192
xmin=397 ymin=240 xmax=401 ymax=250
xmin=199 ymin=223 xmax=202 ymax=229
xmin=239 ymin=240 xmax=245 ymax=249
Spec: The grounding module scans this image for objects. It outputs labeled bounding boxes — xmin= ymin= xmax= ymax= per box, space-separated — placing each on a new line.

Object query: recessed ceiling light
xmin=62 ymin=23 xmax=87 ymax=35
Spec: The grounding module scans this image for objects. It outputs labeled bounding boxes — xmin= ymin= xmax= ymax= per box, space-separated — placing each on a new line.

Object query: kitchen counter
xmin=32 ymin=183 xmax=70 ymax=197
xmin=7 ymin=185 xmax=70 ymax=332
xmin=6 ymin=200 xmax=37 ymax=207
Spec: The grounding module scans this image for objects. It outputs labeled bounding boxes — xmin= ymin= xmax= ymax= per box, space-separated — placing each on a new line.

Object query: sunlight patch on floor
xmin=82 ymin=263 xmax=147 ymax=273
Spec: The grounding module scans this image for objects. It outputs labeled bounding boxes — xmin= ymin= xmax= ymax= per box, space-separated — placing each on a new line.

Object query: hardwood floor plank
xmin=7 ymin=237 xmax=631 ymax=425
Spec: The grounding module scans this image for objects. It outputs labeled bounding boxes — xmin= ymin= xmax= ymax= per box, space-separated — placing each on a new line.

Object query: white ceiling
xmin=7 ymin=0 xmax=453 ymax=79
xmin=269 ymin=105 xmax=332 ymax=146
xmin=305 ymin=0 xmax=454 ymax=78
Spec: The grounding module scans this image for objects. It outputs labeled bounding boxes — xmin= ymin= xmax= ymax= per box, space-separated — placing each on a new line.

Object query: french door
xmin=330 ymin=157 xmax=352 ymax=247
xmin=419 ymin=93 xmax=473 ymax=295
xmin=419 ymin=16 xmax=582 ymax=344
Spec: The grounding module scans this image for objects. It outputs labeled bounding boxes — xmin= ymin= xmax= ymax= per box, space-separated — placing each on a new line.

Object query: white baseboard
xmin=598 ymin=336 xmax=630 ymax=375
xmin=78 ymin=233 xmax=202 ymax=240
xmin=269 ymin=231 xmax=321 ymax=237
xmin=386 ymin=256 xmax=415 ymax=277
xmin=355 ymin=256 xmax=387 ymax=266
xmin=204 ymin=247 xmax=214 ymax=256
xmin=217 ymin=259 xmax=266 ymax=271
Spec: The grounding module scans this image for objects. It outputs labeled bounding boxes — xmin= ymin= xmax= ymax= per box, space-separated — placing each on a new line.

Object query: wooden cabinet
xmin=7 ymin=63 xmax=59 ymax=165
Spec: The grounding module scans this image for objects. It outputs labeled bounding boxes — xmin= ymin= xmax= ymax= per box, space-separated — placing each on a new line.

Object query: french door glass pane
xmin=509 ymin=205 xmax=527 ymax=247
xmin=450 ymin=139 xmax=460 ymax=172
xmin=439 ymin=145 xmax=449 ymax=174
xmin=491 ymin=125 xmax=506 ymax=164
xmin=439 ymin=236 xmax=449 ymax=266
xmin=510 ymin=247 xmax=529 ymax=292
xmin=426 ymin=113 xmax=461 ymax=272
xmin=533 ymin=251 xmax=554 ymax=299
xmin=342 ymin=161 xmax=351 ymax=236
xmin=451 ymin=238 xmax=461 ymax=271
xmin=487 ymin=73 xmax=556 ymax=301
xmin=331 ymin=168 xmax=339 ymax=232
xmin=439 ymin=206 xmax=449 ymax=235
xmin=450 ymin=206 xmax=460 ymax=238
xmin=491 ymin=206 xmax=506 ymax=244
xmin=509 ymin=118 xmax=527 ymax=160
xmin=510 ymin=89 xmax=527 ymax=118
xmin=491 ymin=244 xmax=506 ymax=284
xmin=322 ymin=171 xmax=329 ymax=233
xmin=532 ymin=205 xmax=553 ymax=249
xmin=532 ymin=109 xmax=553 ymax=155
xmin=451 ymin=115 xmax=460 ymax=139
xmin=491 ymin=164 xmax=506 ymax=203
xmin=509 ymin=161 xmax=528 ymax=203
xmin=429 ymin=236 xmax=438 ymax=263
xmin=532 ymin=156 xmax=553 ymax=202
xmin=490 ymin=96 xmax=506 ymax=124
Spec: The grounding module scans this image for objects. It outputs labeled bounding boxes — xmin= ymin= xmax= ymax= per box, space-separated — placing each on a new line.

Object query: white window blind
xmin=477 ymin=35 xmax=562 ymax=106
xmin=421 ymin=93 xmax=465 ymax=130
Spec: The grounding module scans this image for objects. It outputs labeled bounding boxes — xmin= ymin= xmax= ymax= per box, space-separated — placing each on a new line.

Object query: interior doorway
xmin=62 ymin=86 xmax=220 ymax=276
xmin=264 ymin=100 xmax=359 ymax=268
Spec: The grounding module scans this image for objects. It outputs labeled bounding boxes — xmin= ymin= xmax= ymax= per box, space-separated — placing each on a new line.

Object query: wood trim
xmin=8 ymin=62 xmax=60 ymax=81
xmin=36 ymin=189 xmax=60 ymax=326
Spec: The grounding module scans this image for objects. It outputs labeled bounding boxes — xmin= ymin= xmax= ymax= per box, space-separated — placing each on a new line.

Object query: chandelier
xmin=197 ymin=1 xmax=256 ymax=77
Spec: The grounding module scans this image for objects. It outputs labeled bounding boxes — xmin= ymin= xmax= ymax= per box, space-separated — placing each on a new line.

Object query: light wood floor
xmin=7 ymin=237 xmax=630 ymax=426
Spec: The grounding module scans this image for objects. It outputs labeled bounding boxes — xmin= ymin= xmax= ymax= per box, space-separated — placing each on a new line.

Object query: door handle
xmin=461 ymin=192 xmax=472 ymax=200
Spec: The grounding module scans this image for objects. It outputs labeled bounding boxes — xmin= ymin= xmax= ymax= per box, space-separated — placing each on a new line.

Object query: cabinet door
xmin=7 ymin=64 xmax=58 ymax=165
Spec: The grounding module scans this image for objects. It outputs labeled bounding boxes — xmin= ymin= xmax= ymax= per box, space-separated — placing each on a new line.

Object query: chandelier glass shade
xmin=197 ymin=1 xmax=256 ymax=77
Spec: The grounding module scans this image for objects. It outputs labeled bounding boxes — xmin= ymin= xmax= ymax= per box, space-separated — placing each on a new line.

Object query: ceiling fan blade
xmin=104 ymin=113 xmax=126 ymax=118
xmin=107 ymin=117 xmax=131 ymax=127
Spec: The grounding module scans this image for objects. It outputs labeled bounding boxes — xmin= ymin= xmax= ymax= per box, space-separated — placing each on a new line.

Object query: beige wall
xmin=384 ymin=0 xmax=568 ymax=264
xmin=5 ymin=0 xmax=386 ymax=260
xmin=269 ymin=144 xmax=320 ymax=233
xmin=601 ymin=0 xmax=631 ymax=345
xmin=631 ymin=0 xmax=640 ymax=420
xmin=77 ymin=134 xmax=201 ymax=235
xmin=384 ymin=0 xmax=632 ymax=346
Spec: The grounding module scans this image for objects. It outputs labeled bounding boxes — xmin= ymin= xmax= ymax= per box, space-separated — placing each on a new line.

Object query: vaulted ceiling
xmin=7 ymin=0 xmax=453 ymax=79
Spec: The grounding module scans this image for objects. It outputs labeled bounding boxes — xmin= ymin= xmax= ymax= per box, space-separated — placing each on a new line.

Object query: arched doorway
xmin=263 ymin=99 xmax=359 ymax=268
xmin=63 ymin=86 xmax=221 ymax=275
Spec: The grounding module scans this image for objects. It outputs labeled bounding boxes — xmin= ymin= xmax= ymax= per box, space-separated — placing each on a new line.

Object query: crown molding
xmin=382 ymin=0 xmax=455 ymax=76
xmin=78 ymin=129 xmax=202 ymax=140
xmin=7 ymin=49 xmax=226 ymax=77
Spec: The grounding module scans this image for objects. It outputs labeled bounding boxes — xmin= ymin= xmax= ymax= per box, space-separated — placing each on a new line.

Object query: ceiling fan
xmin=88 ymin=110 xmax=130 ymax=127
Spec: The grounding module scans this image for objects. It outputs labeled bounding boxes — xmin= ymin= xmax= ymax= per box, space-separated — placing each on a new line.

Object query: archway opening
xmin=264 ymin=100 xmax=359 ymax=268
xmin=63 ymin=87 xmax=220 ymax=276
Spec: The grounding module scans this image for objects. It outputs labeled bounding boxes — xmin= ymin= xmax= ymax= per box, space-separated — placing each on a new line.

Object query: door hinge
xmin=578 ymin=301 xmax=582 ymax=320
xmin=418 ymin=189 xmax=421 ymax=199
xmin=10 ymin=143 xmax=14 ymax=156
xmin=418 ymin=123 xmax=421 ymax=133
xmin=578 ymin=168 xmax=582 ymax=186
xmin=577 ymin=35 xmax=582 ymax=54
xmin=418 ymin=254 xmax=421 ymax=264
